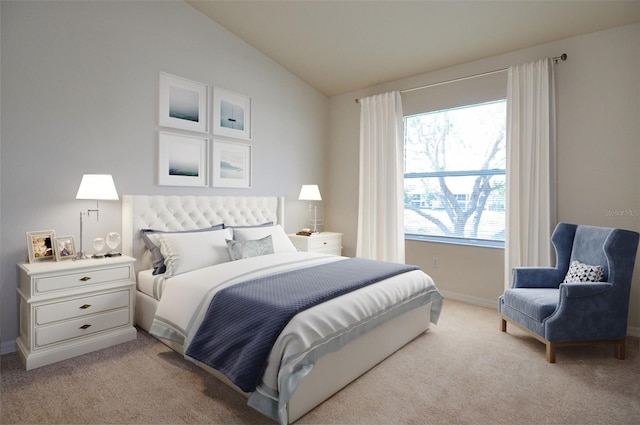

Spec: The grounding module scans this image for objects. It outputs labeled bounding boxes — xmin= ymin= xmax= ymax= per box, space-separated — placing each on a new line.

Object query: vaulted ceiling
xmin=187 ymin=1 xmax=640 ymax=97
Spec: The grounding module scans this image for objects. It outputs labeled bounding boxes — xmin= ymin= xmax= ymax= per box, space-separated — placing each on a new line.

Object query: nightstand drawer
xmin=288 ymin=232 xmax=343 ymax=255
xmin=313 ymin=246 xmax=341 ymax=255
xmin=308 ymin=237 xmax=341 ymax=251
xmin=35 ymin=290 xmax=130 ymax=325
xmin=35 ymin=308 xmax=130 ymax=348
xmin=34 ymin=266 xmax=131 ymax=294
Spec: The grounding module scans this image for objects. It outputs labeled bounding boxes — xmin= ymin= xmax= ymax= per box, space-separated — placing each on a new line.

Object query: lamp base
xmin=74 ymin=252 xmax=90 ymax=260
xmin=310 ymin=204 xmax=320 ymax=233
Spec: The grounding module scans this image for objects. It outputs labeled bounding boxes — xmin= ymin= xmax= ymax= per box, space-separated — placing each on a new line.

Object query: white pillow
xmin=158 ymin=227 xmax=233 ymax=278
xmin=232 ymin=224 xmax=297 ymax=253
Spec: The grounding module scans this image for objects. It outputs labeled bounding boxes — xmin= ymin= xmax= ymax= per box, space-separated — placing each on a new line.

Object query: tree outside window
xmin=404 ymin=99 xmax=506 ymax=244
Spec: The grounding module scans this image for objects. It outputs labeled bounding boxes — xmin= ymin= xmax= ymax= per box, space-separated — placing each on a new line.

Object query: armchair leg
xmin=501 ymin=315 xmax=626 ymax=362
xmin=615 ymin=340 xmax=626 ymax=360
xmin=546 ymin=342 xmax=557 ymax=363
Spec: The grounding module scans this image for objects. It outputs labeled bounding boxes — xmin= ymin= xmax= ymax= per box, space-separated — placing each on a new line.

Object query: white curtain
xmin=357 ymin=91 xmax=405 ymax=263
xmin=505 ymin=58 xmax=557 ymax=288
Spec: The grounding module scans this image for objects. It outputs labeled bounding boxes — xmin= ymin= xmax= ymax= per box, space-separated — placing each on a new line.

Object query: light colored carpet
xmin=1 ymin=300 xmax=638 ymax=424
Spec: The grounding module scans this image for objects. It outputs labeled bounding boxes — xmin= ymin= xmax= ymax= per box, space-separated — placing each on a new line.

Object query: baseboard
xmin=439 ymin=290 xmax=497 ymax=310
xmin=1 ymin=339 xmax=17 ymax=355
xmin=440 ymin=290 xmax=640 ymax=339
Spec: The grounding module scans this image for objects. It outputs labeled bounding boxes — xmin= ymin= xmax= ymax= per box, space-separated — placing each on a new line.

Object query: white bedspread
xmin=150 ymin=252 xmax=442 ymax=424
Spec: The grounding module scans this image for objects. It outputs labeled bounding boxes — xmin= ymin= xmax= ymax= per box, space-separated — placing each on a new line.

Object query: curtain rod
xmin=355 ymin=53 xmax=567 ymax=103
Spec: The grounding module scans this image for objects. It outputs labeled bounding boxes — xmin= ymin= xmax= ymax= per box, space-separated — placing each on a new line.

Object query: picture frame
xmin=158 ymin=132 xmax=209 ymax=187
xmin=213 ymin=88 xmax=252 ymax=140
xmin=212 ymin=139 xmax=252 ymax=188
xmin=54 ymin=235 xmax=76 ymax=261
xmin=26 ymin=230 xmax=55 ymax=263
xmin=159 ymin=72 xmax=209 ymax=133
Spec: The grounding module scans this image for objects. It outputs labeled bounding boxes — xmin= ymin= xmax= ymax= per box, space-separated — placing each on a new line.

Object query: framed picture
xmin=158 ymin=132 xmax=209 ymax=187
xmin=26 ymin=230 xmax=55 ymax=263
xmin=212 ymin=140 xmax=252 ymax=188
xmin=54 ymin=235 xmax=76 ymax=261
xmin=213 ymin=88 xmax=252 ymax=140
xmin=159 ymin=72 xmax=209 ymax=133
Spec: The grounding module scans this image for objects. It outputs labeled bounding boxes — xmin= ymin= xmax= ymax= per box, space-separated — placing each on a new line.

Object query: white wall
xmin=327 ymin=24 xmax=640 ymax=332
xmin=0 ymin=1 xmax=328 ymax=352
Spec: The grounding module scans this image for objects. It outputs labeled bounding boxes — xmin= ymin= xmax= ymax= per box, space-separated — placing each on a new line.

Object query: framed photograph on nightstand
xmin=54 ymin=235 xmax=76 ymax=261
xmin=26 ymin=230 xmax=55 ymax=263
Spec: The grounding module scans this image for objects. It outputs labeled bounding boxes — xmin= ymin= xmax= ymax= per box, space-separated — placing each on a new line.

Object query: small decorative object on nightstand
xmin=105 ymin=231 xmax=122 ymax=257
xmin=16 ymin=255 xmax=137 ymax=370
xmin=288 ymin=232 xmax=342 ymax=256
xmin=92 ymin=237 xmax=106 ymax=258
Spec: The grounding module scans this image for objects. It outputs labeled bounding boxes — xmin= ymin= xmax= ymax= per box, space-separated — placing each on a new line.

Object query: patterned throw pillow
xmin=563 ymin=260 xmax=605 ymax=283
xmin=226 ymin=235 xmax=274 ymax=261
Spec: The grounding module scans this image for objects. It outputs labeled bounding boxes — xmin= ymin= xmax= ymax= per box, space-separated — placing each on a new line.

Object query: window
xmin=404 ymin=99 xmax=506 ymax=246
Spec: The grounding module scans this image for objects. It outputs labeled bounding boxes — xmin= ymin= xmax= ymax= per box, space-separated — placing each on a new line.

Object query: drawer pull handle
xmin=323 ymin=242 xmax=327 ymax=245
xmin=79 ymin=304 xmax=92 ymax=310
xmin=79 ymin=324 xmax=92 ymax=330
xmin=79 ymin=276 xmax=92 ymax=282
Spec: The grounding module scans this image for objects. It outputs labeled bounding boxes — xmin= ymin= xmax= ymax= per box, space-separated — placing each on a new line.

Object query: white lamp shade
xmin=298 ymin=185 xmax=322 ymax=201
xmin=76 ymin=174 xmax=119 ymax=200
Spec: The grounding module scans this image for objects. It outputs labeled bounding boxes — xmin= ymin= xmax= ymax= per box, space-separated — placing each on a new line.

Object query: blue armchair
xmin=499 ymin=223 xmax=639 ymax=362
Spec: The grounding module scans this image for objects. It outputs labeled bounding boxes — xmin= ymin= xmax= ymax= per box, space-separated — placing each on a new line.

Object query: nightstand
xmin=16 ymin=255 xmax=137 ymax=370
xmin=288 ymin=232 xmax=343 ymax=255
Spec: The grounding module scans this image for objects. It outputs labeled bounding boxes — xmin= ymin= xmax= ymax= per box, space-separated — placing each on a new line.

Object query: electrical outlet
xmin=432 ymin=256 xmax=439 ymax=268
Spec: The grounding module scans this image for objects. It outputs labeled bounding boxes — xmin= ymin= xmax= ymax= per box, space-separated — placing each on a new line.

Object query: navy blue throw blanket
xmin=185 ymin=257 xmax=419 ymax=392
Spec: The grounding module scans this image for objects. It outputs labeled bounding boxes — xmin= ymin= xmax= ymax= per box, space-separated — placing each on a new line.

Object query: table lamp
xmin=75 ymin=174 xmax=119 ymax=259
xmin=298 ymin=184 xmax=322 ymax=233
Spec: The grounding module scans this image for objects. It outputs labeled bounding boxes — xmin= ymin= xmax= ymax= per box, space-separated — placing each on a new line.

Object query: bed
xmin=122 ymin=195 xmax=443 ymax=424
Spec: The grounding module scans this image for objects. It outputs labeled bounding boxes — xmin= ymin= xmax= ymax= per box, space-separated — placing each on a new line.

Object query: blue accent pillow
xmin=226 ymin=235 xmax=274 ymax=261
xmin=140 ymin=224 xmax=224 ymax=275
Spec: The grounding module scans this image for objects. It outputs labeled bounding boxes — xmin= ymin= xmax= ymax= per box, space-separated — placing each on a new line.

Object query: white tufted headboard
xmin=122 ymin=195 xmax=284 ymax=273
